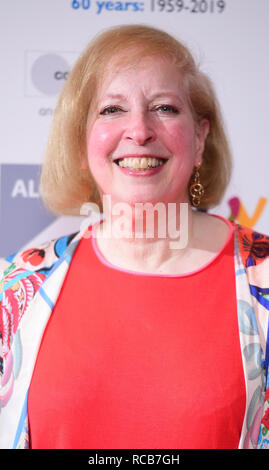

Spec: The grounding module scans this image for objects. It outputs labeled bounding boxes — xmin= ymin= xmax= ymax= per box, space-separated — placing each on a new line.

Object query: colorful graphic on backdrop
xmin=228 ymin=197 xmax=267 ymax=229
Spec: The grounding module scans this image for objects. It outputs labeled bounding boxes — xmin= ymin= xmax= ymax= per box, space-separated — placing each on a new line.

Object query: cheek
xmin=87 ymin=122 xmax=120 ymax=168
xmin=164 ymin=122 xmax=197 ymax=190
xmin=166 ymin=122 xmax=196 ymax=158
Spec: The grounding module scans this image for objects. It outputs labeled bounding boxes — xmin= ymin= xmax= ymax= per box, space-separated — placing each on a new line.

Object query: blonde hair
xmin=40 ymin=24 xmax=232 ymax=214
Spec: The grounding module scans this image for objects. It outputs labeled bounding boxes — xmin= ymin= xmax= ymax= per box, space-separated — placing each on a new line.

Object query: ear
xmin=194 ymin=119 xmax=210 ymax=165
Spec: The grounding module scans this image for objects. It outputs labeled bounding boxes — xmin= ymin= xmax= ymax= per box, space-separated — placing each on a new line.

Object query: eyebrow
xmin=99 ymin=93 xmax=126 ymax=101
xmin=149 ymin=92 xmax=185 ymax=103
xmin=99 ymin=92 xmax=185 ymax=103
xmin=150 ymin=91 xmax=183 ymax=98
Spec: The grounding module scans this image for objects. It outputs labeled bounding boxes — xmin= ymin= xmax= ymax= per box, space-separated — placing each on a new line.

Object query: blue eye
xmin=100 ymin=106 xmax=122 ymax=115
xmin=155 ymin=105 xmax=179 ymax=114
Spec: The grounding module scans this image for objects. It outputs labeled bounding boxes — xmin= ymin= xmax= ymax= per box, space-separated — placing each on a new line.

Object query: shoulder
xmin=232 ymin=222 xmax=269 ymax=268
xmin=0 ymin=232 xmax=79 ymax=280
xmin=233 ymin=223 xmax=269 ymax=329
xmin=0 ymin=230 xmax=80 ymax=319
xmin=0 ymin=232 xmax=80 ymax=370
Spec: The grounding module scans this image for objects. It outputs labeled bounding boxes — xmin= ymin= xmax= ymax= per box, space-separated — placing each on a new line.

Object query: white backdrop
xmin=0 ymin=0 xmax=268 ymax=256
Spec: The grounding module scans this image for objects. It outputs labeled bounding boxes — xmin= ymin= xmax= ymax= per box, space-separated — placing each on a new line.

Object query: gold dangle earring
xmin=189 ymin=165 xmax=204 ymax=207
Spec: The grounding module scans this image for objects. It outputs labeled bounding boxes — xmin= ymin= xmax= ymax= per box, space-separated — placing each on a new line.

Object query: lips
xmin=114 ymin=156 xmax=168 ymax=177
xmin=114 ymin=155 xmax=168 ymax=171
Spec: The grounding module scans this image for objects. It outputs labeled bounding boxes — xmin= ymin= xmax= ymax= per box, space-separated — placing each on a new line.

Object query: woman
xmin=0 ymin=24 xmax=269 ymax=450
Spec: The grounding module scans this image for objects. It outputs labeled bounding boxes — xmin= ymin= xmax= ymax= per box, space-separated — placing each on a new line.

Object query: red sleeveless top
xmin=28 ymin=219 xmax=246 ymax=448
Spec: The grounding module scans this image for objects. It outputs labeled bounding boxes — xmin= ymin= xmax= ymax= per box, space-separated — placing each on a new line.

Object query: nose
xmin=124 ymin=111 xmax=156 ymax=145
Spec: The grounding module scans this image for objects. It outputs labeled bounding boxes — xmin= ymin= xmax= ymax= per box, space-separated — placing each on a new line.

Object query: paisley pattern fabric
xmin=0 ymin=223 xmax=268 ymax=449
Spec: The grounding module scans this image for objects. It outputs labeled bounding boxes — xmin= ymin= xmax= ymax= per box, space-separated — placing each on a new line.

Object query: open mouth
xmin=114 ymin=156 xmax=168 ymax=171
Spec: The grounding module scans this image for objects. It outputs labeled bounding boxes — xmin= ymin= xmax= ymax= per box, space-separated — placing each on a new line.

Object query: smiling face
xmin=85 ymin=55 xmax=209 ymax=207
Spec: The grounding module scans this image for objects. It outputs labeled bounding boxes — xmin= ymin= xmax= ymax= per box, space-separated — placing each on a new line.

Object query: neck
xmin=95 ymin=202 xmax=194 ymax=273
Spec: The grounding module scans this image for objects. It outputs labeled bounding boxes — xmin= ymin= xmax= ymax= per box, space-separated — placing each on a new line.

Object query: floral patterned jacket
xmin=0 ymin=222 xmax=269 ymax=449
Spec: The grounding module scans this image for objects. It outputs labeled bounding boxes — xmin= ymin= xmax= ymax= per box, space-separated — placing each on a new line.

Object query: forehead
xmin=96 ymin=54 xmax=184 ymax=100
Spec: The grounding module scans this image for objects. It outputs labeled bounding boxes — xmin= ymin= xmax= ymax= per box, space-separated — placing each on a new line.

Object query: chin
xmin=122 ymin=196 xmax=166 ymax=207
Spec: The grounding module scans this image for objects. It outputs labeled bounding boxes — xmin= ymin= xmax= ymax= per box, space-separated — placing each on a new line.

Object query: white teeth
xmin=117 ymin=157 xmax=165 ymax=169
